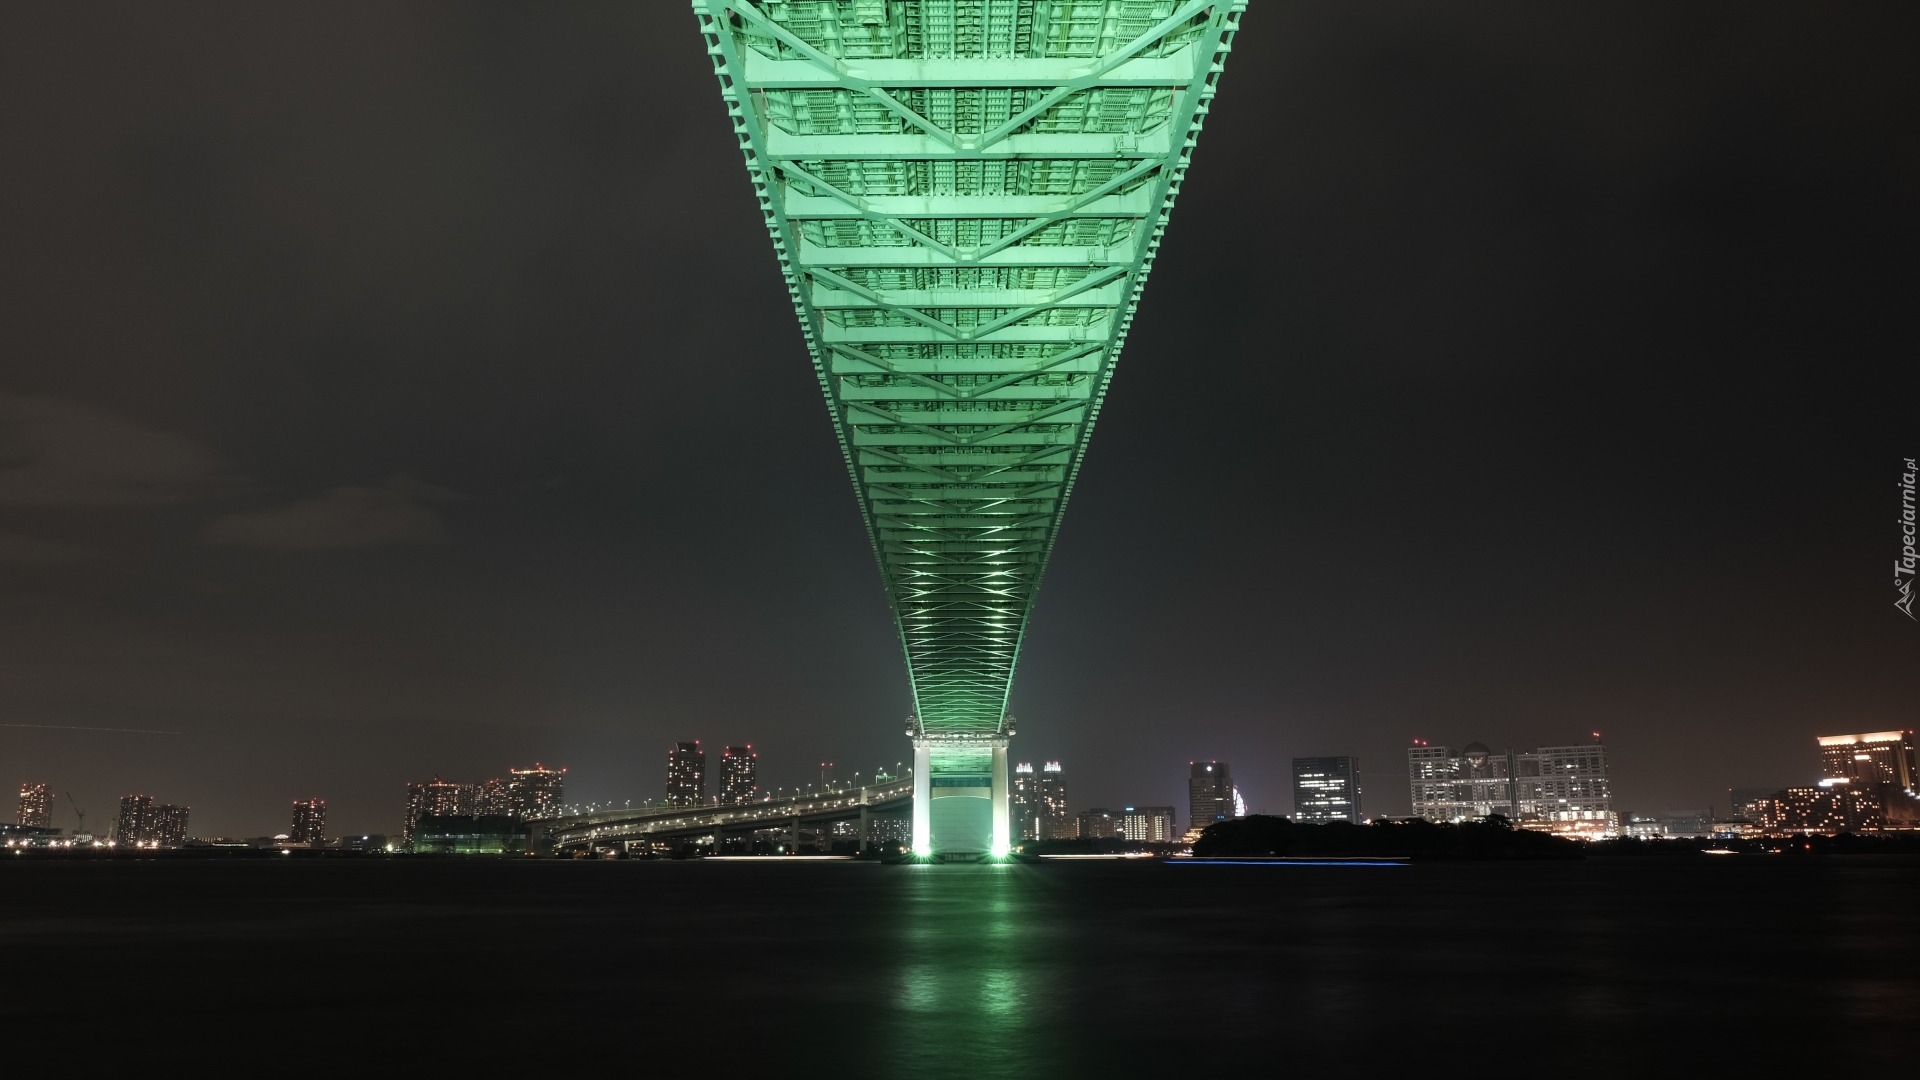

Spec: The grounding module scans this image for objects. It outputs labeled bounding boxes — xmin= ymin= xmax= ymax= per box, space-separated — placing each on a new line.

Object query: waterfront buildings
xmin=1080 ymin=806 xmax=1179 ymax=843
xmin=1521 ymin=743 xmax=1615 ymax=835
xmin=1189 ymin=761 xmax=1239 ymax=835
xmin=17 ymin=783 xmax=51 ymax=829
xmin=1292 ymin=756 xmax=1363 ymax=824
xmin=1818 ymin=731 xmax=1918 ymax=790
xmin=1761 ymin=782 xmax=1884 ymax=833
xmin=1119 ymin=805 xmax=1177 ymax=842
xmin=1407 ymin=739 xmax=1615 ymax=835
xmin=403 ymin=776 xmax=479 ymax=850
xmin=506 ymin=764 xmax=565 ymax=818
xmin=1011 ymin=762 xmax=1039 ymax=841
xmin=289 ymin=798 xmax=327 ymax=845
xmin=666 ymin=742 xmax=706 ymax=806
xmin=1037 ymin=761 xmax=1073 ymax=839
xmin=1729 ymin=787 xmax=1782 ymax=822
xmin=720 ymin=746 xmax=758 ymax=806
xmin=1078 ymin=807 xmax=1119 ymax=839
xmin=115 ymin=795 xmax=188 ymax=848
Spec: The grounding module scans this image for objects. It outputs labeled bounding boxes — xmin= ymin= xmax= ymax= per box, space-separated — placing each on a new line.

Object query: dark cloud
xmin=203 ymin=475 xmax=459 ymax=552
xmin=0 ymin=531 xmax=97 ymax=565
xmin=0 ymin=394 xmax=238 ymax=506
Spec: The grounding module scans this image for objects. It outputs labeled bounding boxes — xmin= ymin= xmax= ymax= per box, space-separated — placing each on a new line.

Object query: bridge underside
xmin=695 ymin=1 xmax=1243 ymax=854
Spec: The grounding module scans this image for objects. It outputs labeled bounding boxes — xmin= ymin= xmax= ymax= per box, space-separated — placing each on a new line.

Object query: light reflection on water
xmin=5 ymin=856 xmax=1919 ymax=1073
xmin=887 ymin=865 xmax=1037 ymax=1079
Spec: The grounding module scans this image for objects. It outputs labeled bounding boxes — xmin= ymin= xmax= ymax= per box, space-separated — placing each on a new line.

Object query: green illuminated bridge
xmin=692 ymin=0 xmax=1245 ymax=856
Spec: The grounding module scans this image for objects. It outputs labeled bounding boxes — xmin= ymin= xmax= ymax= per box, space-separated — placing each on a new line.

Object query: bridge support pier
xmin=911 ymin=742 xmax=932 ymax=857
xmin=909 ymin=717 xmax=1015 ymax=858
xmin=991 ymin=742 xmax=1010 ymax=858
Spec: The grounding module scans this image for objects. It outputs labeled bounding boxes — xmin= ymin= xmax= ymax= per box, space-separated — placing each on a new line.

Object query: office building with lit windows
xmin=720 ymin=746 xmax=758 ymax=806
xmin=1120 ymin=805 xmax=1177 ymax=842
xmin=1818 ymin=731 xmax=1918 ymax=790
xmin=1763 ymin=781 xmax=1884 ymax=833
xmin=403 ymin=776 xmax=479 ymax=850
xmin=1292 ymin=756 xmax=1363 ymax=824
xmin=1037 ymin=762 xmax=1073 ymax=839
xmin=666 ymin=742 xmax=706 ymax=806
xmin=289 ymin=798 xmax=327 ymax=845
xmin=116 ymin=795 xmax=189 ymax=848
xmin=1078 ymin=807 xmax=1119 ymax=839
xmin=18 ymin=783 xmax=52 ymax=829
xmin=1408 ymin=739 xmax=1615 ymax=835
xmin=1011 ymin=763 xmax=1039 ymax=841
xmin=1189 ymin=761 xmax=1238 ymax=835
xmin=1518 ymin=743 xmax=1615 ymax=834
xmin=507 ymin=764 xmax=565 ymax=818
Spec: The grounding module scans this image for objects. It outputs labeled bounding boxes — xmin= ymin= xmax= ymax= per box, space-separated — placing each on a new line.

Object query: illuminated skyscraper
xmin=476 ymin=776 xmax=514 ymax=817
xmin=1407 ymin=743 xmax=1514 ymax=823
xmin=1410 ymin=739 xmax=1615 ymax=835
xmin=17 ymin=783 xmax=52 ymax=829
xmin=1120 ymin=805 xmax=1177 ymax=842
xmin=403 ymin=776 xmax=478 ymax=851
xmin=1036 ymin=761 xmax=1072 ymax=839
xmin=1189 ymin=761 xmax=1238 ymax=834
xmin=289 ymin=798 xmax=327 ymax=845
xmin=116 ymin=795 xmax=188 ymax=848
xmin=507 ymin=764 xmax=565 ymax=818
xmin=1292 ymin=756 xmax=1363 ymax=824
xmin=1010 ymin=762 xmax=1039 ymax=841
xmin=721 ymin=746 xmax=758 ymax=806
xmin=1818 ymin=731 xmax=1918 ymax=790
xmin=1517 ymin=743 xmax=1614 ymax=834
xmin=666 ymin=742 xmax=706 ymax=806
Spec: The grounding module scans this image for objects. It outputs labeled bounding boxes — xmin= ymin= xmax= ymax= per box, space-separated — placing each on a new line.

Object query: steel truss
xmin=694 ymin=1 xmax=1244 ymax=748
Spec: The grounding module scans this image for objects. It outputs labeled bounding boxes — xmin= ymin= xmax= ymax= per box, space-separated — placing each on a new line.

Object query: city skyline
xmin=0 ymin=5 xmax=1910 ymax=838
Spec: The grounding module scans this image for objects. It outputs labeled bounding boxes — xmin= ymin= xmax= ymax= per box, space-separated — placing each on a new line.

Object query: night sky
xmin=2 ymin=4 xmax=1913 ymax=837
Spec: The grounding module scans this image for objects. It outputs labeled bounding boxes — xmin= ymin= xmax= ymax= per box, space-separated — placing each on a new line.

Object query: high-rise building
xmin=1011 ymin=762 xmax=1039 ymax=841
xmin=666 ymin=742 xmax=706 ymax=806
xmin=1818 ymin=731 xmax=1918 ymax=790
xmin=116 ymin=795 xmax=189 ymax=848
xmin=475 ymin=776 xmax=514 ymax=817
xmin=721 ymin=746 xmax=758 ymax=806
xmin=1408 ymin=742 xmax=1515 ymax=823
xmin=1292 ymin=756 xmax=1363 ymax=824
xmin=1517 ymin=743 xmax=1614 ymax=833
xmin=1120 ymin=805 xmax=1177 ymax=842
xmin=289 ymin=798 xmax=327 ymax=845
xmin=1408 ymin=739 xmax=1615 ymax=835
xmin=17 ymin=783 xmax=52 ymax=829
xmin=1729 ymin=787 xmax=1783 ymax=822
xmin=507 ymin=764 xmax=566 ymax=818
xmin=1763 ymin=781 xmax=1884 ymax=833
xmin=1189 ymin=761 xmax=1237 ymax=834
xmin=403 ymin=776 xmax=479 ymax=851
xmin=1037 ymin=761 xmax=1073 ymax=839
xmin=1078 ymin=808 xmax=1119 ymax=839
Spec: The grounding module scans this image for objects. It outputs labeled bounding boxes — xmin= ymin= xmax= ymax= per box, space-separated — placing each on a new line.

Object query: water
xmin=6 ymin=856 xmax=1916 ymax=1073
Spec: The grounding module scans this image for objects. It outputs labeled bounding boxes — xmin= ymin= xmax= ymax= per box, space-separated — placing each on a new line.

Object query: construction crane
xmin=64 ymin=791 xmax=87 ymax=839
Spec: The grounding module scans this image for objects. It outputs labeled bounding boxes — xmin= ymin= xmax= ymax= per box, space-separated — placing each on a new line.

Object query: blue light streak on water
xmin=1172 ymin=859 xmax=1408 ymax=867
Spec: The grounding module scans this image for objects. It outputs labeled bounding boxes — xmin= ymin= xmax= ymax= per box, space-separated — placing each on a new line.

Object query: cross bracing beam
xmin=694 ymin=0 xmax=1244 ymax=745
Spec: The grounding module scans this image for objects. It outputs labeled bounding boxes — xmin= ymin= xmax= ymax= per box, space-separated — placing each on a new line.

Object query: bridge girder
xmin=694 ymin=0 xmax=1244 ymax=852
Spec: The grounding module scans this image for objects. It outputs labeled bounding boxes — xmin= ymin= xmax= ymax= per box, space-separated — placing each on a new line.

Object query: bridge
xmin=536 ymin=777 xmax=915 ymax=855
xmin=691 ymin=1 xmax=1245 ymax=856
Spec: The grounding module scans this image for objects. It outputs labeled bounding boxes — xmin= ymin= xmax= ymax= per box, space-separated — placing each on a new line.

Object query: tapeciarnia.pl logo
xmin=1899 ymin=457 xmax=1917 ymax=620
